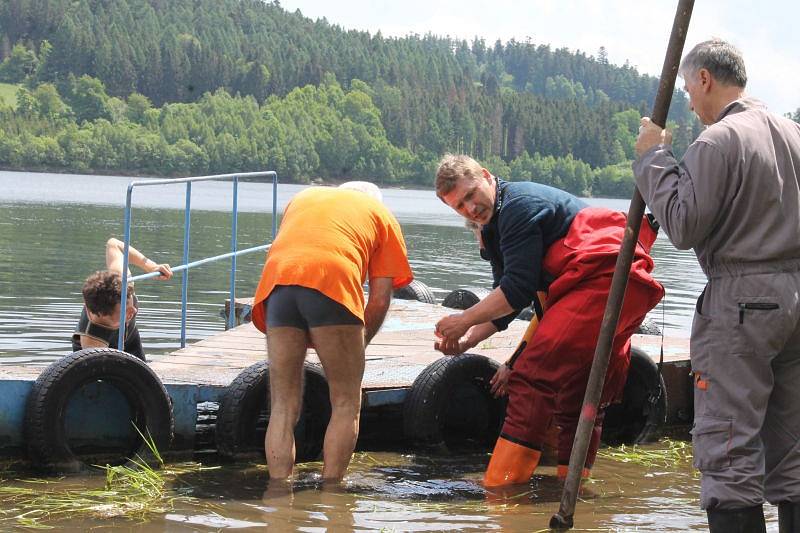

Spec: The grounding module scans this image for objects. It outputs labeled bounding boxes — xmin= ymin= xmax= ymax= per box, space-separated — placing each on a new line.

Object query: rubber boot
xmin=706 ymin=505 xmax=766 ymax=533
xmin=779 ymin=502 xmax=800 ymax=533
xmin=556 ymin=464 xmax=591 ymax=480
xmin=483 ymin=436 xmax=541 ymax=487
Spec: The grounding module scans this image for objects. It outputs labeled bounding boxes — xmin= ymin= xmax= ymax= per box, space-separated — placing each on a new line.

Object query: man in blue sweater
xmin=434 ymin=154 xmax=664 ymax=486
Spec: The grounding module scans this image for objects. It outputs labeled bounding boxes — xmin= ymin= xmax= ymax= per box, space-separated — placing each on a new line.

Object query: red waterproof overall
xmin=501 ymin=207 xmax=664 ymax=470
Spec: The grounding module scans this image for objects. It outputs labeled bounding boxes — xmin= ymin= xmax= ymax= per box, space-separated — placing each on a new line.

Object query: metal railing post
xmin=118 ymin=170 xmax=277 ymax=350
xmin=180 ymin=182 xmax=192 ymax=348
xmin=272 ymin=172 xmax=278 ymax=238
xmin=118 ymin=184 xmax=135 ymax=350
xmin=228 ymin=177 xmax=239 ymax=330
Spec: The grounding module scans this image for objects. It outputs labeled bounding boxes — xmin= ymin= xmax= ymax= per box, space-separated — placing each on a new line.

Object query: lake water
xmin=0 ymin=170 xmax=704 ymax=365
xmin=2 ymin=171 xmax=778 ymax=531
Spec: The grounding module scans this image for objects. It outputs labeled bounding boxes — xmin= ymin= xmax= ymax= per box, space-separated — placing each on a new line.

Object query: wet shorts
xmin=265 ymin=285 xmax=362 ymax=329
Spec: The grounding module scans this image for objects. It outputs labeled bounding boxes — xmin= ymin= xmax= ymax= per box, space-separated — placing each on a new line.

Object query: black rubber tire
xmin=216 ymin=360 xmax=331 ymax=462
xmin=635 ymin=318 xmax=662 ymax=336
xmin=393 ymin=280 xmax=436 ymax=304
xmin=441 ymin=287 xmax=490 ymax=310
xmin=516 ymin=306 xmax=535 ymax=321
xmin=403 ymin=353 xmax=506 ymax=453
xmin=24 ymin=348 xmax=173 ymax=473
xmin=601 ymin=347 xmax=668 ymax=446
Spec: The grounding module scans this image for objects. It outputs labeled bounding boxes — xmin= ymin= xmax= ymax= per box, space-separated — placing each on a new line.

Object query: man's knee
xmin=328 ymin=387 xmax=362 ymax=416
xmin=269 ymin=387 xmax=303 ymax=419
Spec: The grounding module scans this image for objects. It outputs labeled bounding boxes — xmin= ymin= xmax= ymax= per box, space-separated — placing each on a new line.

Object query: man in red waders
xmin=433 ymin=154 xmax=664 ymax=487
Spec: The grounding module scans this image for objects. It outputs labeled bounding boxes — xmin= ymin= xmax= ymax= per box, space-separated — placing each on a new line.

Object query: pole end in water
xmin=549 ymin=513 xmax=573 ymax=530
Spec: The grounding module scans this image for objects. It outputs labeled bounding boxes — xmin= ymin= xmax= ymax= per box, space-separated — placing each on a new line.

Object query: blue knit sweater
xmin=481 ymin=178 xmax=587 ymax=331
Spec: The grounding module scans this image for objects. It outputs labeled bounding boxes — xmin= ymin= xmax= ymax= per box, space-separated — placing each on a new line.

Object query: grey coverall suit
xmin=633 ymin=97 xmax=800 ymax=510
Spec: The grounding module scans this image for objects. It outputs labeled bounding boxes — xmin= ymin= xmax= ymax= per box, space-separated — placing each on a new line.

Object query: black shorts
xmin=265 ymin=285 xmax=362 ymax=330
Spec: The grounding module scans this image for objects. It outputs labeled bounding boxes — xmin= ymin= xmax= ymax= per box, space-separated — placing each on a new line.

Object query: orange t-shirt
xmin=251 ymin=187 xmax=413 ymax=333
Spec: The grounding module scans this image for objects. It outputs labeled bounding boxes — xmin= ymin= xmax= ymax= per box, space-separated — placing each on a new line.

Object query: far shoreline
xmin=0 ymin=167 xmax=632 ymax=199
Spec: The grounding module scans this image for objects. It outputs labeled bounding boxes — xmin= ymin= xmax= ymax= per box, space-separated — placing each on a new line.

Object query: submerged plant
xmin=596 ymin=438 xmax=693 ymax=468
xmin=0 ymin=424 xmax=220 ymax=529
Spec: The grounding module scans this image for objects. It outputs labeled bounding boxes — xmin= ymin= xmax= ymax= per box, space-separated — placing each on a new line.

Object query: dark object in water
xmin=442 ymin=286 xmax=537 ymax=321
xmin=393 ymin=280 xmax=436 ymax=304
xmin=24 ymin=348 xmax=173 ymax=473
xmin=636 ymin=318 xmax=662 ymax=336
xmin=403 ymin=353 xmax=506 ymax=453
xmin=601 ymin=347 xmax=667 ymax=445
xmin=441 ymin=287 xmax=490 ymax=310
xmin=216 ymin=360 xmax=330 ymax=462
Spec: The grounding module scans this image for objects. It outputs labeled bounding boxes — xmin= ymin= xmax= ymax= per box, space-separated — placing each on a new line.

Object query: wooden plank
xmin=2 ymin=299 xmax=690 ymax=391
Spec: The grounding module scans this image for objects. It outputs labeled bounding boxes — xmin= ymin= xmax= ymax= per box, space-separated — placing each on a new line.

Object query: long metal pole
xmin=550 ymin=1 xmax=694 ymax=529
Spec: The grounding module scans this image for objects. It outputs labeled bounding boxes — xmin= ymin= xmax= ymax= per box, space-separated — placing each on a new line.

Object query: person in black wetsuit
xmin=72 ymin=238 xmax=172 ymax=361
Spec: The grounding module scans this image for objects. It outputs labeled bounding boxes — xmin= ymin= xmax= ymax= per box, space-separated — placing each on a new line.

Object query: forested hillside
xmin=0 ymin=0 xmax=702 ymax=196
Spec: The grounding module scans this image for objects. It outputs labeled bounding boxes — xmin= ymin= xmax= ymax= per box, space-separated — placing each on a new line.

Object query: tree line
xmin=0 ymin=75 xmax=654 ymax=196
xmin=0 ymin=0 xmax=706 ymax=196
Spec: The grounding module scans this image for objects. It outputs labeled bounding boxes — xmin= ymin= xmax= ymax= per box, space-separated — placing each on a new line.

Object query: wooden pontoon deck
xmin=0 ymin=299 xmax=692 ymax=455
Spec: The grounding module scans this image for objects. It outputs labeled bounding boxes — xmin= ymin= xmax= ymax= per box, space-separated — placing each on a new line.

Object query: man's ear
xmin=699 ymin=68 xmax=713 ymax=93
xmin=481 ymin=167 xmax=492 ymax=182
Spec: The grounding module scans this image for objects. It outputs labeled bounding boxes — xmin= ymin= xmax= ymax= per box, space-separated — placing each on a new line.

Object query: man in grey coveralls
xmin=634 ymin=39 xmax=800 ymax=533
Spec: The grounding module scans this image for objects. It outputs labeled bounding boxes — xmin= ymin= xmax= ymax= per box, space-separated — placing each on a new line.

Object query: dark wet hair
xmin=680 ymin=39 xmax=747 ymax=88
xmin=82 ymin=270 xmax=124 ymax=316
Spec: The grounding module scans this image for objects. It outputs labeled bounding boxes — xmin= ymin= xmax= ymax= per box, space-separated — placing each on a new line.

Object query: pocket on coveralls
xmin=691 ymin=415 xmax=732 ymax=471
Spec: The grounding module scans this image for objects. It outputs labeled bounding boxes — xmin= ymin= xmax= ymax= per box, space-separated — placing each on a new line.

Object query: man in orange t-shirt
xmin=252 ymin=181 xmax=413 ymax=481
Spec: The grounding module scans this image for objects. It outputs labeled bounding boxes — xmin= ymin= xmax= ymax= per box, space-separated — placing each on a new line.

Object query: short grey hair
xmin=680 ymin=39 xmax=747 ymax=88
xmin=338 ymin=181 xmax=382 ymax=202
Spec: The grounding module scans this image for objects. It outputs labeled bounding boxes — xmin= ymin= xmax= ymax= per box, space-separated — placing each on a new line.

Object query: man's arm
xmin=634 ymin=118 xmax=728 ymax=250
xmin=105 ymin=238 xmax=173 ymax=280
xmin=434 ymin=287 xmax=514 ymax=342
xmin=364 ymin=276 xmax=393 ymax=345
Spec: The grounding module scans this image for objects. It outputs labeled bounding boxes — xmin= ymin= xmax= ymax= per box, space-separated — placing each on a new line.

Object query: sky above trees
xmin=281 ymin=0 xmax=800 ymax=115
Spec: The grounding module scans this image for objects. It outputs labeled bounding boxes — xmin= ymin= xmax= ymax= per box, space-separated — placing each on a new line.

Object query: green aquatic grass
xmin=596 ymin=438 xmax=692 ymax=468
xmin=0 ymin=425 xmax=220 ymax=529
xmin=0 ymin=82 xmax=19 ymax=108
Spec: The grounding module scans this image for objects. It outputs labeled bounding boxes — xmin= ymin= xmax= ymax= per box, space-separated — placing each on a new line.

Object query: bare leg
xmin=309 ymin=325 xmax=365 ymax=481
xmin=265 ymin=326 xmax=308 ymax=480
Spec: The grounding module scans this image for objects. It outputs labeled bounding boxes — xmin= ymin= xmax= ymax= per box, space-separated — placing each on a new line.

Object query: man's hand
xmin=434 ymin=335 xmax=473 ymax=355
xmin=434 ymin=312 xmax=470 ymax=342
xmin=635 ymin=117 xmax=673 ymax=158
xmin=147 ymin=261 xmax=173 ymax=281
xmin=489 ymin=363 xmax=512 ymax=398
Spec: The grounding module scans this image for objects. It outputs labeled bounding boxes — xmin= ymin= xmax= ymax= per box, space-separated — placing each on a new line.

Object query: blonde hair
xmin=435 ymin=154 xmax=484 ymax=197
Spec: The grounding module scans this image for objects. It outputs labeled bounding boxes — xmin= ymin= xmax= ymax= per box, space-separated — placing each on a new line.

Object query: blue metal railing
xmin=117 ymin=171 xmax=278 ymax=350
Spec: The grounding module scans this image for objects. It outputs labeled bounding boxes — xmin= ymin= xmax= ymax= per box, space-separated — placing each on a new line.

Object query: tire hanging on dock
xmin=403 ymin=353 xmax=506 ymax=453
xmin=442 ymin=287 xmax=535 ymax=321
xmin=24 ymin=348 xmax=174 ymax=473
xmin=441 ymin=287 xmax=490 ymax=310
xmin=601 ymin=347 xmax=668 ymax=445
xmin=393 ymin=280 xmax=436 ymax=304
xmin=635 ymin=318 xmax=662 ymax=336
xmin=215 ymin=360 xmax=331 ymax=462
